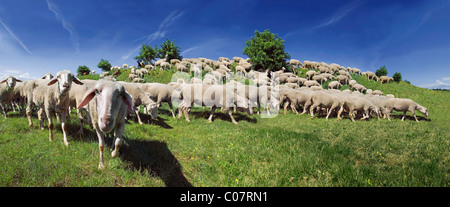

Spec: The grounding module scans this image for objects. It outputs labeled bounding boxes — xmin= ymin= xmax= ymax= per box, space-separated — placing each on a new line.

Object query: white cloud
xmin=0 ymin=69 xmax=38 ymax=81
xmin=419 ymin=78 xmax=450 ymax=89
xmin=0 ymin=18 xmax=32 ymax=55
xmin=122 ymin=10 xmax=185 ymax=61
xmin=45 ymin=0 xmax=80 ymax=53
xmin=310 ymin=0 xmax=363 ymax=31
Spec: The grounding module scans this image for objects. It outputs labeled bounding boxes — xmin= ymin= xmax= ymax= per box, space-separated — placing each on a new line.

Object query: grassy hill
xmin=0 ymin=72 xmax=449 ymax=186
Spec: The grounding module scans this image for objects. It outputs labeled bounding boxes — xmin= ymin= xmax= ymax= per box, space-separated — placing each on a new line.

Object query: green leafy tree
xmin=97 ymin=58 xmax=112 ymax=72
xmin=393 ymin=72 xmax=402 ymax=82
xmin=376 ymin=65 xmax=388 ymax=77
xmin=134 ymin=43 xmax=159 ymax=65
xmin=242 ymin=29 xmax=290 ymax=71
xmin=158 ymin=38 xmax=182 ymax=63
xmin=77 ymin=65 xmax=90 ymax=76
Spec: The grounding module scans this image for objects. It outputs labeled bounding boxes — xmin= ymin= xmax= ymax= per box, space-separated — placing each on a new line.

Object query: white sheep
xmin=309 ymin=91 xmax=343 ymax=120
xmin=139 ymin=83 xmax=181 ymax=118
xmin=327 ymin=81 xmax=342 ymax=90
xmin=77 ymin=77 xmax=134 ymax=169
xmin=26 ymin=70 xmax=83 ymax=146
xmin=0 ymin=76 xmax=22 ymax=118
xmin=385 ymin=98 xmax=428 ymax=122
xmin=119 ymin=82 xmax=158 ymax=124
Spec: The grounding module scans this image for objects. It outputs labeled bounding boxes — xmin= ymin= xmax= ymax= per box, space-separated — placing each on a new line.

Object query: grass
xmin=0 ymin=72 xmax=449 ymax=186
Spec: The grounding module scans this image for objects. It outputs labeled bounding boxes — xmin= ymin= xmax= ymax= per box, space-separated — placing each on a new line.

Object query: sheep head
xmin=0 ymin=76 xmax=21 ymax=89
xmin=48 ymin=70 xmax=83 ymax=95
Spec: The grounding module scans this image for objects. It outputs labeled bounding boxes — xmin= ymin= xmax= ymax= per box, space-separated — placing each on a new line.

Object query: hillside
xmin=0 ymin=70 xmax=449 ymax=187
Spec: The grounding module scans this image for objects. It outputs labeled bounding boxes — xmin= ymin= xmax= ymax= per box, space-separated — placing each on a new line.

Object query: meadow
xmin=0 ymin=71 xmax=449 ymax=187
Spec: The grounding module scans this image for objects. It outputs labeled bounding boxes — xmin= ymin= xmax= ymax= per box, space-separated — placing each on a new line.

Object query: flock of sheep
xmin=0 ymin=57 xmax=429 ymax=169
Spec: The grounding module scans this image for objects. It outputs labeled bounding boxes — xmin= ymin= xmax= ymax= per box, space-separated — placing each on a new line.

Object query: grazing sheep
xmin=77 ymin=77 xmax=133 ymax=169
xmin=379 ymin=76 xmax=394 ymax=84
xmin=327 ymin=81 xmax=342 ymax=90
xmin=178 ymin=84 xmax=251 ymax=124
xmin=119 ymin=82 xmax=158 ymax=124
xmin=365 ymin=71 xmax=378 ymax=81
xmin=352 ymin=83 xmax=367 ymax=93
xmin=309 ymin=91 xmax=343 ymax=120
xmin=304 ymin=80 xmax=320 ymax=88
xmin=132 ymin=78 xmax=145 ymax=83
xmin=170 ymin=59 xmax=181 ymax=65
xmin=373 ymin=90 xmax=384 ymax=96
xmin=128 ymin=74 xmax=138 ymax=81
xmin=341 ymin=95 xmax=379 ymax=122
xmin=0 ymin=76 xmax=22 ymax=118
xmin=336 ymin=75 xmax=349 ymax=85
xmin=26 ymin=70 xmax=83 ymax=147
xmin=281 ymin=89 xmax=313 ymax=115
xmin=139 ymin=83 xmax=180 ymax=118
xmin=306 ymin=71 xmax=317 ymax=80
xmin=385 ymin=98 xmax=428 ymax=122
xmin=349 ymin=80 xmax=357 ymax=87
xmin=312 ymin=74 xmax=327 ymax=85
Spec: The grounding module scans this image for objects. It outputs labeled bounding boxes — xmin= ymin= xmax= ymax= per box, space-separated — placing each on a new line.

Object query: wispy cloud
xmin=0 ymin=18 xmax=32 ymax=55
xmin=0 ymin=69 xmax=38 ymax=80
xmin=45 ymin=0 xmax=80 ymax=52
xmin=310 ymin=0 xmax=364 ymax=31
xmin=122 ymin=10 xmax=185 ymax=60
xmin=419 ymin=77 xmax=450 ymax=89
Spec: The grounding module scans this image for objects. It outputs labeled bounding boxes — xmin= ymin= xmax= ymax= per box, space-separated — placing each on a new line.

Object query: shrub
xmin=376 ymin=65 xmax=388 ymax=77
xmin=77 ymin=65 xmax=90 ymax=76
xmin=393 ymin=72 xmax=402 ymax=82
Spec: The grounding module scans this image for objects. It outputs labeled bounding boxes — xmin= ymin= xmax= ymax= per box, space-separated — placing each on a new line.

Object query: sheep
xmin=312 ymin=74 xmax=327 ymax=85
xmin=144 ymin=64 xmax=153 ymax=70
xmin=122 ymin=64 xmax=128 ymax=69
xmin=349 ymin=68 xmax=361 ymax=75
xmin=139 ymin=83 xmax=180 ymax=118
xmin=379 ymin=76 xmax=394 ymax=84
xmin=0 ymin=76 xmax=22 ymax=118
xmin=349 ymin=80 xmax=357 ymax=87
xmin=281 ymin=88 xmax=313 ymax=115
xmin=336 ymin=75 xmax=349 ymax=85
xmin=139 ymin=68 xmax=149 ymax=76
xmin=128 ymin=74 xmax=138 ymax=81
xmin=235 ymin=65 xmax=246 ymax=75
xmin=303 ymin=61 xmax=319 ymax=70
xmin=135 ymin=69 xmax=143 ymax=78
xmin=160 ymin=62 xmax=171 ymax=70
xmin=364 ymin=71 xmax=378 ymax=81
xmin=77 ymin=77 xmax=133 ymax=169
xmin=132 ymin=78 xmax=145 ymax=83
xmin=309 ymin=91 xmax=343 ymax=120
xmin=327 ymin=81 xmax=342 ymax=90
xmin=341 ymin=95 xmax=379 ymax=122
xmin=373 ymin=90 xmax=384 ymax=96
xmin=68 ymin=83 xmax=92 ymax=136
xmin=26 ymin=70 xmax=83 ymax=147
xmin=385 ymin=98 xmax=428 ymax=122
xmin=170 ymin=59 xmax=181 ymax=65
xmin=178 ymin=84 xmax=251 ymax=124
xmin=304 ymin=80 xmax=320 ymax=88
xmin=320 ymin=73 xmax=335 ymax=81
xmin=306 ymin=71 xmax=317 ymax=80
xmin=289 ymin=59 xmax=302 ymax=67
xmin=118 ymin=82 xmax=158 ymax=124
xmin=351 ymin=83 xmax=367 ymax=93
xmin=41 ymin=73 xmax=54 ymax=80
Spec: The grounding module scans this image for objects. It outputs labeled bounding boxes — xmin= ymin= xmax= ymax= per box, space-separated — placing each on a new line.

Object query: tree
xmin=77 ymin=65 xmax=90 ymax=76
xmin=134 ymin=43 xmax=159 ymax=66
xmin=242 ymin=29 xmax=290 ymax=72
xmin=97 ymin=58 xmax=112 ymax=72
xmin=376 ymin=65 xmax=388 ymax=77
xmin=158 ymin=38 xmax=182 ymax=63
xmin=393 ymin=72 xmax=402 ymax=82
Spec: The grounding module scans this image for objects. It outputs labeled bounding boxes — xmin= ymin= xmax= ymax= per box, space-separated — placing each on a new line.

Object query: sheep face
xmin=0 ymin=76 xmax=21 ymax=89
xmin=418 ymin=106 xmax=429 ymax=117
xmin=78 ymin=80 xmax=133 ymax=133
xmin=48 ymin=70 xmax=83 ymax=95
xmin=147 ymin=103 xmax=158 ymax=120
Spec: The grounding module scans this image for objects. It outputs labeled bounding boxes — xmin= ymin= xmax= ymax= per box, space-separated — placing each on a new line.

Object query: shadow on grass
xmin=189 ymin=110 xmax=257 ymax=124
xmin=390 ymin=114 xmax=431 ymax=122
xmin=58 ymin=121 xmax=192 ymax=187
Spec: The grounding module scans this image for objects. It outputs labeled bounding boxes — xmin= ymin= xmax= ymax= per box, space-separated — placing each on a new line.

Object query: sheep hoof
xmin=64 ymin=141 xmax=70 ymax=147
xmin=98 ymin=162 xmax=105 ymax=170
xmin=111 ymin=150 xmax=119 ymax=158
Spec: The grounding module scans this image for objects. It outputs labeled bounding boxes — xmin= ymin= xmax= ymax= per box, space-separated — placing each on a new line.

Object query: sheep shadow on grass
xmin=190 ymin=110 xmax=257 ymax=124
xmin=58 ymin=121 xmax=192 ymax=187
xmin=390 ymin=114 xmax=431 ymax=122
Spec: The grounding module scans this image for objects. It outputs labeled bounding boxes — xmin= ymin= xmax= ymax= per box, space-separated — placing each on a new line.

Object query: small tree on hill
xmin=376 ymin=65 xmax=388 ymax=77
xmin=158 ymin=38 xmax=182 ymax=63
xmin=242 ymin=29 xmax=290 ymax=72
xmin=97 ymin=58 xmax=112 ymax=72
xmin=134 ymin=43 xmax=159 ymax=65
xmin=77 ymin=65 xmax=90 ymax=76
xmin=393 ymin=72 xmax=402 ymax=82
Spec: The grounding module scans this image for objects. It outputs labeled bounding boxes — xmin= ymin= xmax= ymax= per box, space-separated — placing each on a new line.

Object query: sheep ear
xmin=0 ymin=79 xmax=6 ymax=84
xmin=122 ymin=92 xmax=134 ymax=113
xmin=73 ymin=77 xmax=84 ymax=85
xmin=48 ymin=77 xmax=58 ymax=86
xmin=78 ymin=87 xmax=96 ymax=109
xmin=14 ymin=78 xmax=22 ymax=82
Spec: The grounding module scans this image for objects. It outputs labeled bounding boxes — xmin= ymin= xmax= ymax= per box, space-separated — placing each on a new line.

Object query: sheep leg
xmin=168 ymin=101 xmax=176 ymax=118
xmin=77 ymin=108 xmax=84 ymax=136
xmin=38 ymin=108 xmax=45 ymax=130
xmin=411 ymin=110 xmax=419 ymax=122
xmin=337 ymin=106 xmax=344 ymax=121
xmin=111 ymin=123 xmax=124 ymax=158
xmin=228 ymin=109 xmax=238 ymax=124
xmin=184 ymin=107 xmax=191 ymax=122
xmin=94 ymin=126 xmax=106 ymax=169
xmin=46 ymin=110 xmax=55 ymax=141
xmin=60 ymin=111 xmax=70 ymax=147
xmin=349 ymin=107 xmax=355 ymax=122
xmin=401 ymin=111 xmax=406 ymax=121
xmin=283 ymin=101 xmax=289 ymax=115
xmin=208 ymin=106 xmax=216 ymax=123
xmin=134 ymin=106 xmax=143 ymax=125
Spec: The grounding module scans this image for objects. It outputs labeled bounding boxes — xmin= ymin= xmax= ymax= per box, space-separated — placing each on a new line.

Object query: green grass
xmin=0 ymin=73 xmax=449 ymax=186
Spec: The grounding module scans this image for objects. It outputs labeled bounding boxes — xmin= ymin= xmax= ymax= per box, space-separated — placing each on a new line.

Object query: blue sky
xmin=0 ymin=0 xmax=449 ymax=89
